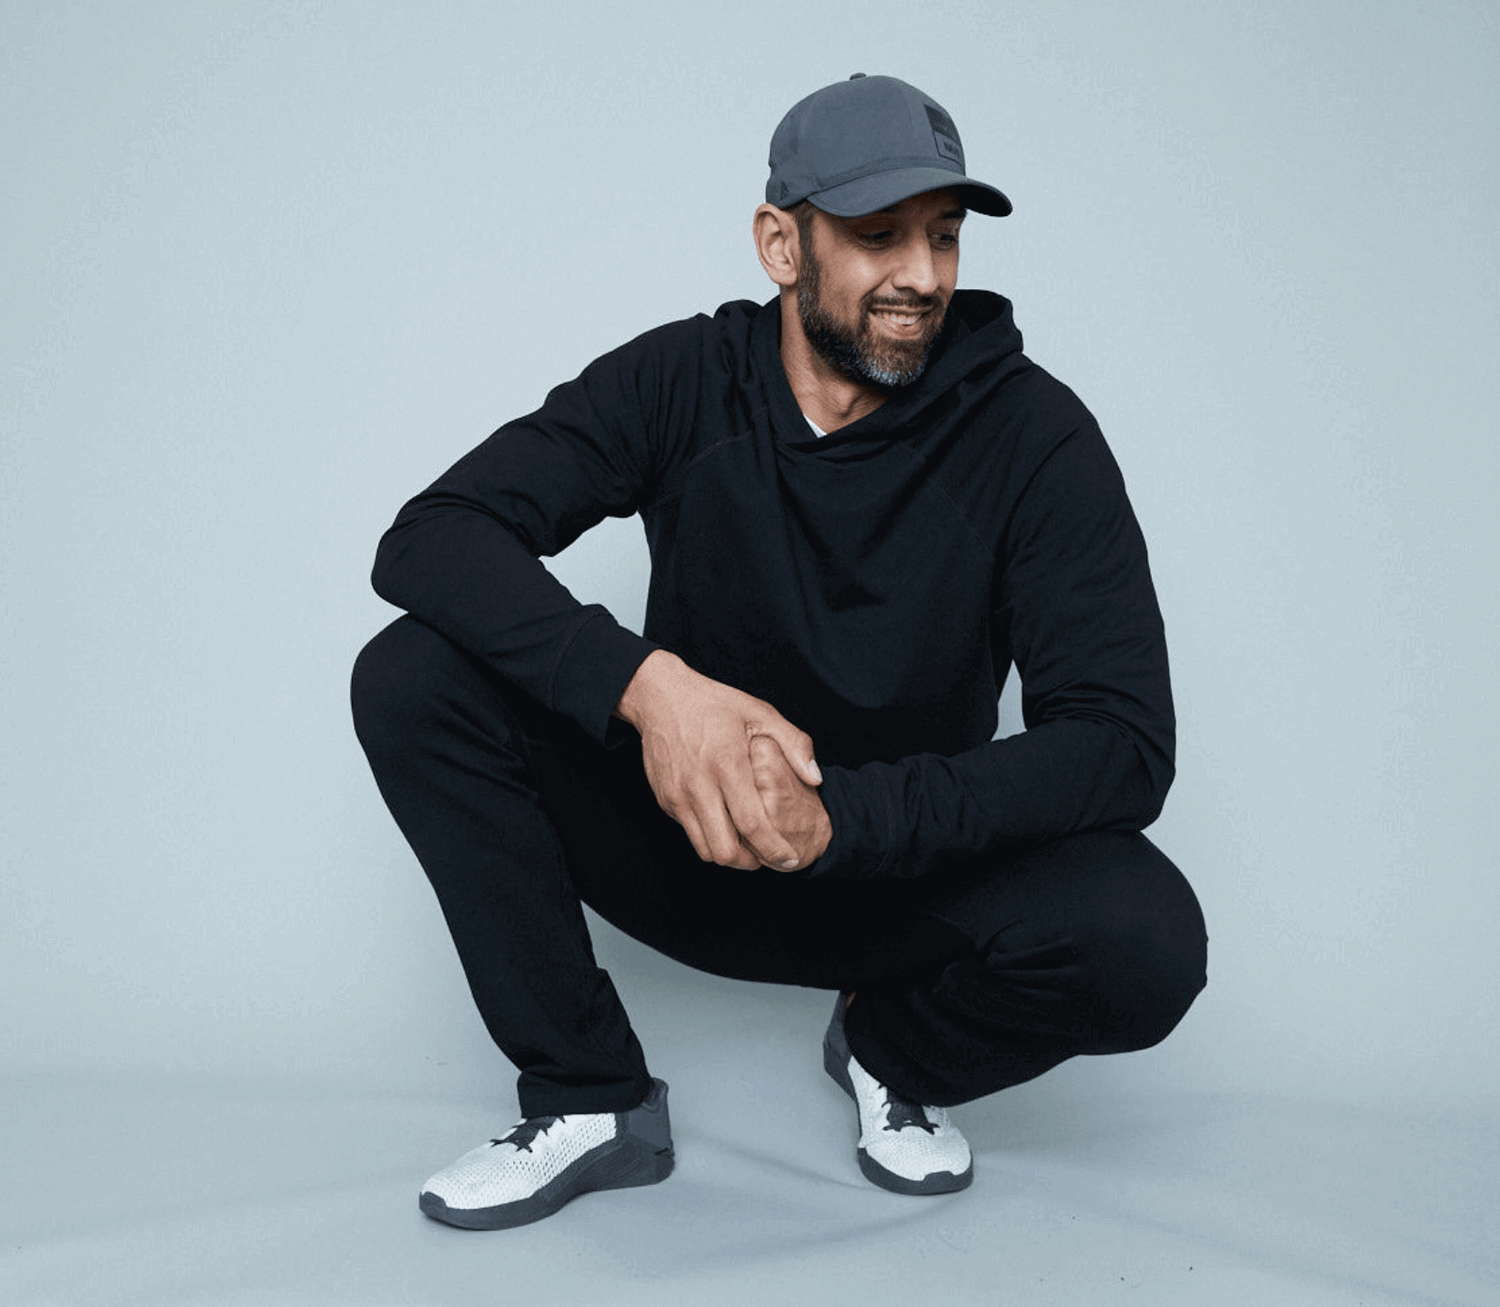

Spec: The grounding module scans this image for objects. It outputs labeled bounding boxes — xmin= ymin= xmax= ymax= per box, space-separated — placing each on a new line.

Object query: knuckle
xmin=736 ymin=807 xmax=768 ymax=836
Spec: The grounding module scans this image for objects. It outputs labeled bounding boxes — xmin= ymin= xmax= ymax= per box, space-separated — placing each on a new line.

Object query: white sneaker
xmin=418 ymin=1079 xmax=674 ymax=1229
xmin=823 ymin=996 xmax=973 ymax=1195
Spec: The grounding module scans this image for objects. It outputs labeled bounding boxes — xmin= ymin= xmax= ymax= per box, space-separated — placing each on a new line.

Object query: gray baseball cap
xmin=766 ymin=73 xmax=1011 ymax=218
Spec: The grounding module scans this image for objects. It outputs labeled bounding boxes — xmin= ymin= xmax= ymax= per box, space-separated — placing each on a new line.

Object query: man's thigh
xmin=526 ymin=704 xmax=1202 ymax=1000
xmin=912 ymin=829 xmax=1209 ymax=1052
xmin=921 ymin=830 xmax=1204 ymax=957
xmin=840 ymin=831 xmax=1207 ymax=1105
xmin=524 ymin=724 xmax=967 ymax=990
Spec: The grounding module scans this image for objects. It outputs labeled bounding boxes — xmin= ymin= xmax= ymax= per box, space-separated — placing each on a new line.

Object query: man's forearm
xmin=806 ymin=715 xmax=1172 ymax=879
xmin=373 ymin=505 xmax=656 ymax=745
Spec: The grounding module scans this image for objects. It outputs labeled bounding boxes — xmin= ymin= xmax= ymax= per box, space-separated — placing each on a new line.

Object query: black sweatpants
xmin=351 ymin=616 xmax=1207 ymax=1118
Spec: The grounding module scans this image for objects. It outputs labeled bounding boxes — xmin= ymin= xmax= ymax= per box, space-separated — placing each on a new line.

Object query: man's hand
xmin=745 ymin=734 xmax=832 ymax=870
xmin=615 ymin=650 xmax=823 ymax=871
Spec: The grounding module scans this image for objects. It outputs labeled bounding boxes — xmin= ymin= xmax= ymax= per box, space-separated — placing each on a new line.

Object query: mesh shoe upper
xmin=418 ymin=1078 xmax=673 ymax=1228
xmin=823 ymin=994 xmax=973 ymax=1194
xmin=843 ymin=1051 xmax=972 ymax=1184
xmin=422 ymin=1112 xmax=619 ymax=1209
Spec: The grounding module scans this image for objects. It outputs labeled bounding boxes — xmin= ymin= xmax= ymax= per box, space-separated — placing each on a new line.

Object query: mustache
xmin=864 ymin=292 xmax=945 ymax=312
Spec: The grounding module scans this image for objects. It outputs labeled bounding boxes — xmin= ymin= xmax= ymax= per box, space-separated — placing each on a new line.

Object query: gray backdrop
xmin=3 ymin=5 xmax=1498 ymax=1297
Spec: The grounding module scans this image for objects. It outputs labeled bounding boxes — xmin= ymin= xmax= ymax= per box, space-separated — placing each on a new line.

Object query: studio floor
xmin=4 ymin=978 xmax=1495 ymax=1307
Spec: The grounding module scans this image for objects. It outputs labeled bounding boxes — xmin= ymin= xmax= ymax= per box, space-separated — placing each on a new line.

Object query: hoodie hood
xmin=751 ymin=288 xmax=1029 ymax=443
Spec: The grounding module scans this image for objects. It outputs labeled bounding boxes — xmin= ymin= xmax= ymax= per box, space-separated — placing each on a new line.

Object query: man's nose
xmin=893 ymin=235 xmax=940 ymax=297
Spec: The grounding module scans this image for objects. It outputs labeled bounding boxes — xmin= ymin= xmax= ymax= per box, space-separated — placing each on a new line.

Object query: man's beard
xmin=797 ymin=243 xmax=947 ymax=389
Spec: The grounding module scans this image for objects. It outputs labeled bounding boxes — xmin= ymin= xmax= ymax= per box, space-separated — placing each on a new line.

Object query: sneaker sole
xmin=823 ymin=1027 xmax=973 ymax=1197
xmin=420 ymin=1132 xmax=675 ymax=1230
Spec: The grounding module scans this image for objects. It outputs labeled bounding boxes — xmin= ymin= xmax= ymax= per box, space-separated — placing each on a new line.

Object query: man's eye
xmin=860 ymin=231 xmax=893 ymax=245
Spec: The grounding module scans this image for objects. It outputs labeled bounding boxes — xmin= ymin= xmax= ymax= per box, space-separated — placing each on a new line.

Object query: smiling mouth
xmin=867 ymin=293 xmax=943 ymax=326
xmin=868 ymin=304 xmax=933 ymax=333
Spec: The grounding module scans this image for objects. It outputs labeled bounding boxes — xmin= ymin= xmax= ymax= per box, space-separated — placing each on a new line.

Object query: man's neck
xmin=778 ymin=295 xmax=886 ymax=434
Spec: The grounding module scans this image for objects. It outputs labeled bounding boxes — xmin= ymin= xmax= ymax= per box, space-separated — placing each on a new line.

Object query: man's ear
xmin=753 ymin=203 xmax=801 ymax=289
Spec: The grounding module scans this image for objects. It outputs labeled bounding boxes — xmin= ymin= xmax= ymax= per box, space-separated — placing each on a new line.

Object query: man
xmin=352 ymin=73 xmax=1207 ymax=1231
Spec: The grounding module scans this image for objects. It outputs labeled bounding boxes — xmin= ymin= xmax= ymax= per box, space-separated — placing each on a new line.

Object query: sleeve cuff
xmin=803 ymin=762 xmax=897 ymax=878
xmin=549 ymin=607 xmax=660 ymax=746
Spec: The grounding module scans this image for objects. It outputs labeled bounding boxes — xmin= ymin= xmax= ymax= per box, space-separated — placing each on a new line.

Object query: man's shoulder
xmin=570 ymin=303 xmax=774 ymax=423
xmin=608 ymin=298 xmax=767 ymax=363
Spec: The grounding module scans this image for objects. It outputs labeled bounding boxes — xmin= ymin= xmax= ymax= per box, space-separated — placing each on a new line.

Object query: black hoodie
xmin=372 ymin=291 xmax=1174 ymax=878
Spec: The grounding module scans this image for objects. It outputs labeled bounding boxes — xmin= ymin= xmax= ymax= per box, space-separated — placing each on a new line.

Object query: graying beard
xmin=797 ymin=244 xmax=933 ymax=389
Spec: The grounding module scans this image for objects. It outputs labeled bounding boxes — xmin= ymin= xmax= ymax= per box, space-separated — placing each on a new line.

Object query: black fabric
xmin=352 ymin=617 xmax=1206 ymax=1116
xmin=369 ymin=293 xmax=1175 ymax=879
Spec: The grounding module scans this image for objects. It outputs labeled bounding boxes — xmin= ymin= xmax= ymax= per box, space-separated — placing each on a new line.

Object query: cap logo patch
xmin=925 ymin=104 xmax=963 ymax=165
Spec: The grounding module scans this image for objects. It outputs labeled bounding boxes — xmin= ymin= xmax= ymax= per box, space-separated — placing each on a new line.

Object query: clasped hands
xmin=615 ymin=650 xmax=832 ymax=871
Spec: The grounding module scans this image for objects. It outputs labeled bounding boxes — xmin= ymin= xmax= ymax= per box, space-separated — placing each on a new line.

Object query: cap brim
xmin=810 ymin=166 xmax=1012 ymax=217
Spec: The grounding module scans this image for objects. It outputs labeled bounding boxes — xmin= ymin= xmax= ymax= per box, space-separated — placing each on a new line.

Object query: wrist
xmin=614 ymin=649 xmax=686 ymax=729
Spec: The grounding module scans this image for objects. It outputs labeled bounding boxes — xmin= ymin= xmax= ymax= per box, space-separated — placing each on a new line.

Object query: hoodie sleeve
xmin=369 ymin=333 xmax=677 ymax=744
xmin=805 ymin=419 xmax=1175 ymax=878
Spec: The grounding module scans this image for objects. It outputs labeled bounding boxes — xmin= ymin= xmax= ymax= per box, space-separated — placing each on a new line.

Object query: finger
xmin=720 ymin=772 xmax=799 ymax=868
xmin=679 ymin=785 xmax=781 ymax=870
xmin=731 ymin=802 xmax=799 ymax=869
xmin=746 ymin=735 xmax=804 ymax=811
xmin=747 ymin=731 xmax=791 ymax=780
xmin=645 ymin=765 xmax=716 ymax=863
xmin=685 ymin=776 xmax=769 ymax=868
xmin=727 ymin=840 xmax=765 ymax=871
xmin=672 ymin=808 xmax=716 ymax=863
xmin=746 ymin=736 xmax=815 ymax=869
xmin=703 ymin=804 xmax=752 ymax=867
xmin=753 ymin=722 xmax=821 ymax=786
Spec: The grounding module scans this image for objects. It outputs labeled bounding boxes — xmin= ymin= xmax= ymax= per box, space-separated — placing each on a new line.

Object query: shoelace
xmin=492 ymin=1116 xmax=563 ymax=1152
xmin=883 ymin=1094 xmax=938 ymax=1135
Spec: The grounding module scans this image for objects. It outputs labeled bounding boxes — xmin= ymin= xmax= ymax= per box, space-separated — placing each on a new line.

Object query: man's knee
xmin=954 ymin=832 xmax=1208 ymax=1054
xmin=350 ymin=615 xmax=468 ymax=759
xmin=1064 ymin=853 xmax=1208 ymax=1051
